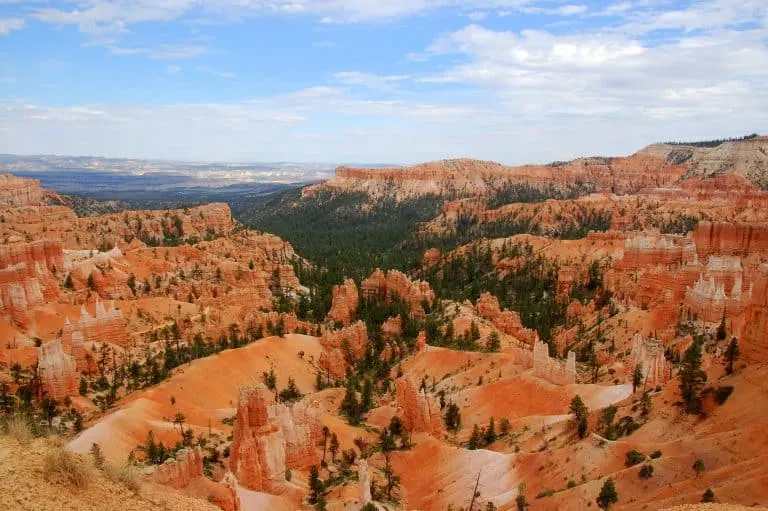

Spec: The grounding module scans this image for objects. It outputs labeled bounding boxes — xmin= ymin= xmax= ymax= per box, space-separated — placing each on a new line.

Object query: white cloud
xmin=0 ymin=18 xmax=24 ymax=35
xmin=331 ymin=71 xmax=410 ymax=91
xmin=165 ymin=65 xmax=183 ymax=74
xmin=109 ymin=44 xmax=208 ymax=59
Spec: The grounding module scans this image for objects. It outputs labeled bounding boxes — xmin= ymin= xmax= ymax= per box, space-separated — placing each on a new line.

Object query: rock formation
xmin=475 ymin=292 xmax=537 ymax=345
xmin=149 ymin=446 xmax=241 ymax=511
xmin=62 ymin=299 xmax=129 ymax=348
xmin=230 ymin=384 xmax=323 ymax=492
xmin=327 ymin=278 xmax=359 ymax=326
xmin=693 ymin=222 xmax=768 ymax=258
xmin=743 ymin=266 xmax=768 ymax=360
xmin=361 ymin=269 xmax=435 ymax=317
xmin=36 ymin=339 xmax=77 ymax=399
xmin=0 ymin=174 xmax=45 ymax=207
xmin=394 ymin=377 xmax=442 ymax=436
xmin=358 ymin=458 xmax=372 ymax=507
xmin=532 ymin=339 xmax=576 ymax=386
xmin=628 ymin=333 xmax=670 ymax=387
xmin=381 ymin=315 xmax=403 ymax=339
xmin=319 ymin=321 xmax=368 ymax=379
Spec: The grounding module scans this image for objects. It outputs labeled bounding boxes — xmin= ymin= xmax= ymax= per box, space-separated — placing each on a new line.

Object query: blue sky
xmin=0 ymin=0 xmax=767 ymax=164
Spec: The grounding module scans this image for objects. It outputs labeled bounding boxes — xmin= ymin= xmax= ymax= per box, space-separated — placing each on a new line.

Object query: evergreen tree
xmin=278 ymin=377 xmax=302 ymax=403
xmin=716 ymin=315 xmax=727 ymax=341
xmin=486 ymin=331 xmax=501 ymax=352
xmin=308 ymin=465 xmax=325 ymax=504
xmin=570 ymin=395 xmax=589 ymax=439
xmin=516 ymin=482 xmax=528 ymax=511
xmin=693 ymin=459 xmax=705 ymax=477
xmin=701 ymin=489 xmax=715 ymax=503
xmin=632 ymin=364 xmax=644 ymax=393
xmin=360 ymin=378 xmax=374 ymax=412
xmin=484 ymin=417 xmax=498 ymax=445
xmin=341 ymin=379 xmax=362 ymax=426
xmin=444 ymin=402 xmax=461 ymax=433
xmin=597 ymin=479 xmax=618 ymax=509
xmin=468 ymin=424 xmax=482 ymax=450
xmin=724 ymin=338 xmax=740 ymax=375
xmin=679 ymin=341 xmax=707 ymax=414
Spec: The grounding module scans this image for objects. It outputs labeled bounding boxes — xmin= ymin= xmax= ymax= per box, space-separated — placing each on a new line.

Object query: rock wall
xmin=694 ymin=222 xmax=768 ymax=258
xmin=327 ymin=278 xmax=359 ymax=327
xmin=475 ymin=292 xmax=537 ymax=345
xmin=37 ymin=339 xmax=77 ymax=399
xmin=628 ymin=333 xmax=670 ymax=387
xmin=61 ymin=299 xmax=129 ymax=348
xmin=361 ymin=269 xmax=435 ymax=317
xmin=394 ymin=377 xmax=442 ymax=436
xmin=149 ymin=447 xmax=241 ymax=511
xmin=319 ymin=321 xmax=368 ymax=380
xmin=743 ymin=267 xmax=768 ymax=360
xmin=0 ymin=174 xmax=44 ymax=207
xmin=230 ymin=384 xmax=323 ymax=493
xmin=532 ymin=339 xmax=576 ymax=385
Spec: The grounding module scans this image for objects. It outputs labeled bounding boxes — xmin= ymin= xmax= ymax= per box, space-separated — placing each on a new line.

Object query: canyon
xmin=2 ymin=135 xmax=768 ymax=511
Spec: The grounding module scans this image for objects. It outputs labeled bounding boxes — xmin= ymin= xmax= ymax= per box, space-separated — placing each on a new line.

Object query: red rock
xmin=0 ymin=174 xmax=45 ymax=207
xmin=628 ymin=333 xmax=670 ymax=387
xmin=327 ymin=278 xmax=359 ymax=327
xmin=36 ymin=339 xmax=77 ymax=399
xmin=423 ymin=248 xmax=441 ymax=267
xmin=381 ymin=315 xmax=403 ymax=339
xmin=149 ymin=446 xmax=241 ymax=511
xmin=61 ymin=299 xmax=130 ymax=348
xmin=361 ymin=269 xmax=435 ymax=317
xmin=415 ymin=331 xmax=427 ymax=352
xmin=395 ymin=377 xmax=442 ymax=436
xmin=744 ymin=266 xmax=768 ymax=361
xmin=475 ymin=292 xmax=537 ymax=345
xmin=319 ymin=321 xmax=368 ymax=379
xmin=693 ymin=222 xmax=768 ymax=258
xmin=230 ymin=384 xmax=323 ymax=493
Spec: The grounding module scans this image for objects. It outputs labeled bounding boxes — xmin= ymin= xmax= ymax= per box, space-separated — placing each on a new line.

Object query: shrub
xmin=44 ymin=446 xmax=91 ymax=490
xmin=638 ymin=464 xmax=654 ymax=479
xmin=625 ymin=449 xmax=646 ymax=467
xmin=106 ymin=464 xmax=140 ymax=493
xmin=536 ymin=489 xmax=556 ymax=499
xmin=5 ymin=413 xmax=33 ymax=445
xmin=649 ymin=450 xmax=662 ymax=459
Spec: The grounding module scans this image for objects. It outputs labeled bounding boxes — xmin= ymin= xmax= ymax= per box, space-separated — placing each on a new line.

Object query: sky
xmin=0 ymin=0 xmax=767 ymax=165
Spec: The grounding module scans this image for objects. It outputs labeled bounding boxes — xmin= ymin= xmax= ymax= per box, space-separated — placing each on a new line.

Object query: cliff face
xmin=313 ymin=152 xmax=688 ymax=200
xmin=475 ymin=292 xmax=537 ymax=345
xmin=319 ymin=321 xmax=368 ymax=380
xmin=149 ymin=447 xmax=241 ymax=511
xmin=743 ymin=267 xmax=768 ymax=361
xmin=62 ymin=299 xmax=129 ymax=348
xmin=0 ymin=174 xmax=44 ymax=207
xmin=395 ymin=377 xmax=443 ymax=436
xmin=361 ymin=269 xmax=435 ymax=317
xmin=230 ymin=384 xmax=323 ymax=493
xmin=693 ymin=222 xmax=768 ymax=258
xmin=36 ymin=339 xmax=77 ymax=399
xmin=532 ymin=339 xmax=576 ymax=386
xmin=629 ymin=333 xmax=670 ymax=388
xmin=327 ymin=278 xmax=359 ymax=327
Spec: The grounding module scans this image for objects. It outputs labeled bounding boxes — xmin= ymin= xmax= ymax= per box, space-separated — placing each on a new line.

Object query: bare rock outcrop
xmin=361 ymin=269 xmax=434 ymax=317
xmin=149 ymin=446 xmax=241 ymax=511
xmin=532 ymin=339 xmax=576 ymax=386
xmin=475 ymin=292 xmax=537 ymax=345
xmin=230 ymin=384 xmax=323 ymax=493
xmin=62 ymin=299 xmax=129 ymax=348
xmin=693 ymin=222 xmax=768 ymax=258
xmin=394 ymin=377 xmax=442 ymax=436
xmin=628 ymin=333 xmax=670 ymax=387
xmin=319 ymin=321 xmax=368 ymax=380
xmin=37 ymin=339 xmax=77 ymax=399
xmin=0 ymin=174 xmax=45 ymax=207
xmin=327 ymin=278 xmax=359 ymax=326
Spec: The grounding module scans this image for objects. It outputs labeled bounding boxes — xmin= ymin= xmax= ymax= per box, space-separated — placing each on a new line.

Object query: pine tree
xmin=724 ymin=338 xmax=740 ymax=374
xmin=701 ymin=488 xmax=715 ymax=503
xmin=468 ymin=424 xmax=482 ymax=450
xmin=679 ymin=341 xmax=707 ymax=414
xmin=570 ymin=395 xmax=589 ymax=439
xmin=444 ymin=402 xmax=461 ymax=433
xmin=596 ymin=478 xmax=618 ymax=509
xmin=484 ymin=417 xmax=497 ymax=445
xmin=632 ymin=364 xmax=644 ymax=393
